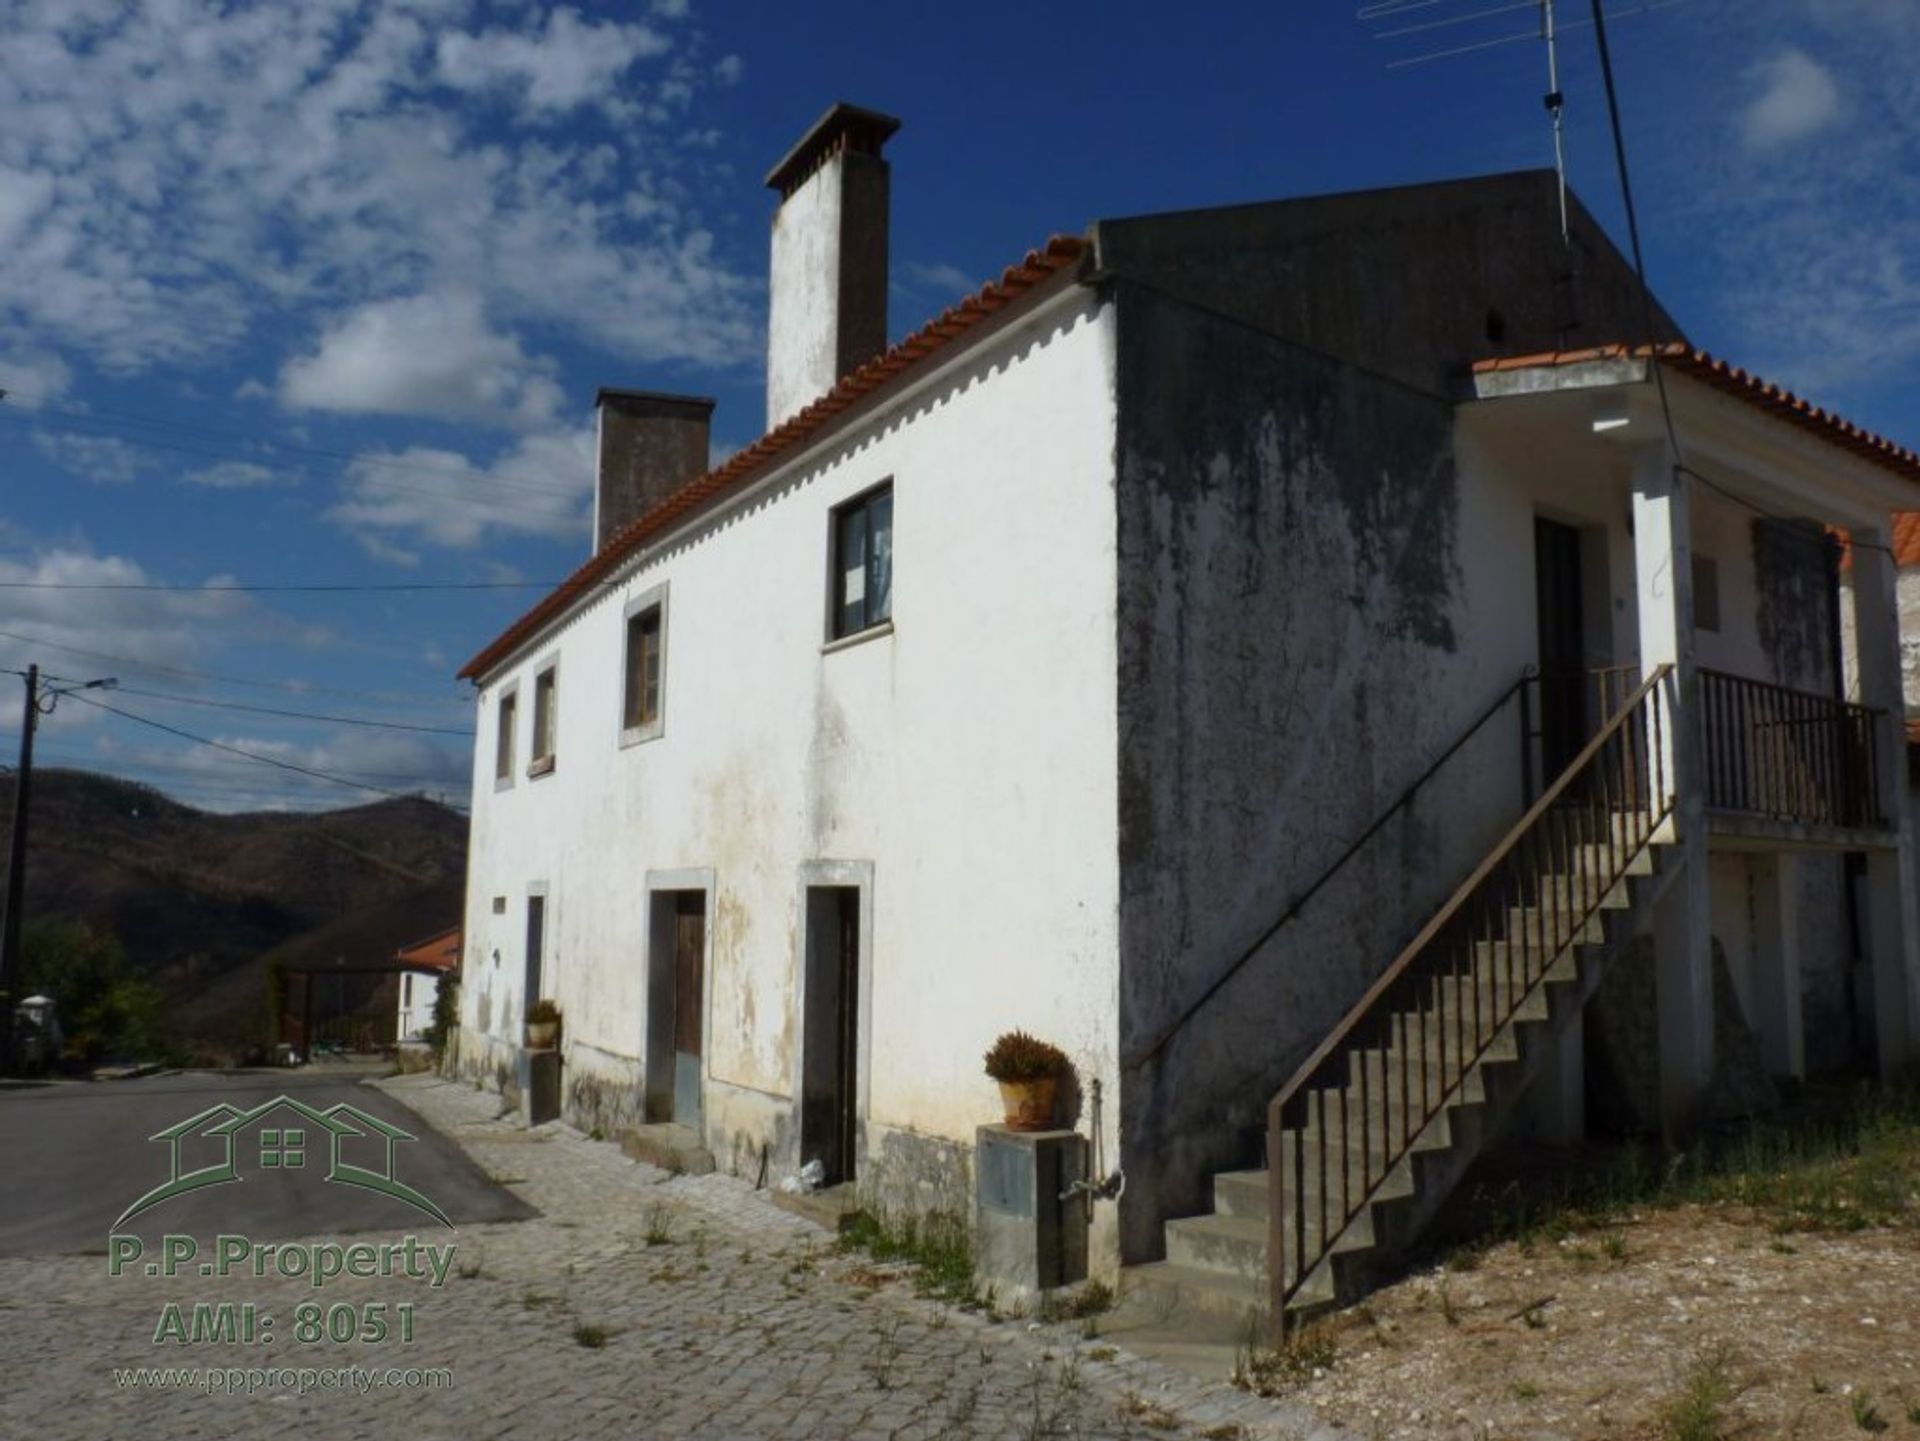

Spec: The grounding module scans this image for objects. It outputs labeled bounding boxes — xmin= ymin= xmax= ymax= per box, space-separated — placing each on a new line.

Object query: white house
xmin=452 ymin=103 xmax=1920 ymax=1322
xmin=394 ymin=927 xmax=458 ymax=1047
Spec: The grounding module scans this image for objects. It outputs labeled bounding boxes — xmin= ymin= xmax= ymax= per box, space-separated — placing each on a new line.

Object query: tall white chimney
xmin=763 ymin=103 xmax=901 ymax=430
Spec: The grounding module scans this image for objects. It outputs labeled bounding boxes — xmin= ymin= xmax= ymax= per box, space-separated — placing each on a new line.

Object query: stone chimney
xmin=593 ymin=388 xmax=714 ymax=553
xmin=764 ymin=102 xmax=901 ymax=429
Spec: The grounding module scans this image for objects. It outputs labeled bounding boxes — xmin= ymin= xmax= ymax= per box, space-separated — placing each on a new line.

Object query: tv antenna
xmin=1358 ymin=0 xmax=1685 ymax=246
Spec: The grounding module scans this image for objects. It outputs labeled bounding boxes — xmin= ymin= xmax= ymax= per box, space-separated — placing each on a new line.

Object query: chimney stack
xmin=593 ymin=389 xmax=714 ymax=553
xmin=764 ymin=102 xmax=901 ymax=430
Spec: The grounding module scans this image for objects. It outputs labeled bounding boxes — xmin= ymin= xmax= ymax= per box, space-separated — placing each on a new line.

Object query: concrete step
xmin=618 ymin=1122 xmax=716 ymax=1175
xmin=1121 ymin=1257 xmax=1333 ymax=1326
xmin=1574 ymin=841 xmax=1655 ymax=876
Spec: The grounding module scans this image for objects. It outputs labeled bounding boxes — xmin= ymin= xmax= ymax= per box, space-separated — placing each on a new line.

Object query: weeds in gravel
xmin=840 ymin=1208 xmax=976 ymax=1306
xmin=1438 ymin=1279 xmax=1461 ymax=1326
xmin=1230 ymin=1321 xmax=1336 ymax=1396
xmin=1849 ymin=1391 xmax=1888 ymax=1433
xmin=1601 ymin=1230 xmax=1628 ymax=1262
xmin=644 ymin=1202 xmax=673 ymax=1246
xmin=1660 ymin=1344 xmax=1736 ymax=1441
xmin=572 ymin=1323 xmax=610 ymax=1349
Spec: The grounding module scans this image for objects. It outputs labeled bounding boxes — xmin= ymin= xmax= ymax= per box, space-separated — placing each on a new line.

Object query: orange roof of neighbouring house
xmin=457 ymin=234 xmax=1091 ymax=681
xmin=395 ymin=927 xmax=460 ymax=972
xmin=1472 ymin=344 xmax=1920 ymax=490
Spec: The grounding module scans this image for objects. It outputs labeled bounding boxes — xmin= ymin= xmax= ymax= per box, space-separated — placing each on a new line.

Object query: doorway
xmin=1534 ymin=516 xmax=1589 ymax=782
xmin=523 ymin=893 xmax=546 ymax=1020
xmin=645 ymin=887 xmax=708 ymax=1128
xmin=802 ymin=886 xmax=861 ymax=1187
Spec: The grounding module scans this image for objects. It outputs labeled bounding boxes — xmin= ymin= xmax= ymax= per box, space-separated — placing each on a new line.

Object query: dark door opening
xmin=671 ymin=892 xmax=706 ymax=1127
xmin=1534 ymin=516 xmax=1589 ymax=783
xmin=802 ymin=886 xmax=861 ymax=1187
xmin=523 ymin=894 xmax=546 ymax=1019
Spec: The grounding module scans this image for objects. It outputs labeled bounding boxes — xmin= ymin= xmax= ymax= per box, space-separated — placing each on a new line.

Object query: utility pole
xmin=0 ymin=665 xmax=39 ymax=1074
xmin=0 ymin=665 xmax=116 ymax=1073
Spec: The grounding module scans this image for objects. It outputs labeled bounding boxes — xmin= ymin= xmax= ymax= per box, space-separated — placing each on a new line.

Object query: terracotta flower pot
xmin=526 ymin=1021 xmax=558 ymax=1049
xmin=998 ymin=1075 xmax=1059 ymax=1132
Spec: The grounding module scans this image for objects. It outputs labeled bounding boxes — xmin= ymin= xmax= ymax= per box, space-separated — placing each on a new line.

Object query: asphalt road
xmin=0 ymin=1065 xmax=536 ymax=1256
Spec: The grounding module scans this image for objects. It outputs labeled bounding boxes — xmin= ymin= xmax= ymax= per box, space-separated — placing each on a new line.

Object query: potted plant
xmin=983 ymin=1030 xmax=1069 ymax=1132
xmin=525 ymin=998 xmax=561 ymax=1050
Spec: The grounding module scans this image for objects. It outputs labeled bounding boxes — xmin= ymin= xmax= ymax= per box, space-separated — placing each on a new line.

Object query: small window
xmin=621 ymin=587 xmax=668 ymax=742
xmin=1693 ymin=555 xmax=1721 ymax=633
xmin=403 ymin=975 xmax=413 ymax=1008
xmin=491 ymin=895 xmax=507 ymax=915
xmin=530 ymin=663 xmax=558 ymax=775
xmin=494 ymin=689 xmax=517 ymax=784
xmin=831 ymin=483 xmax=893 ymax=640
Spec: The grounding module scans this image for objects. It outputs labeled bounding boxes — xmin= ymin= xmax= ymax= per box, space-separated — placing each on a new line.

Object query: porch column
xmin=1631 ymin=442 xmax=1713 ymax=1138
xmin=1847 ymin=524 xmax=1919 ymax=1076
xmin=1748 ymin=854 xmax=1804 ymax=1081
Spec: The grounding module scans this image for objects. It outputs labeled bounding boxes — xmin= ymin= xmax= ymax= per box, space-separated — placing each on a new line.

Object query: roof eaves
xmin=457 ymin=233 xmax=1091 ymax=683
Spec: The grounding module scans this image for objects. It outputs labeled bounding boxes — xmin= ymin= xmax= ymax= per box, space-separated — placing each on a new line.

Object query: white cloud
xmin=1741 ymin=49 xmax=1843 ymax=150
xmin=0 ymin=347 xmax=72 ymax=407
xmin=329 ymin=426 xmax=593 ymax=553
xmin=0 ymin=2 xmax=757 ymax=392
xmin=31 ymin=431 xmax=154 ymax=484
xmin=436 ymin=7 xmax=670 ymax=118
xmin=185 ymin=461 xmax=278 ymax=489
xmin=279 ymin=291 xmax=565 ymax=428
xmin=897 ymin=260 xmax=976 ymax=300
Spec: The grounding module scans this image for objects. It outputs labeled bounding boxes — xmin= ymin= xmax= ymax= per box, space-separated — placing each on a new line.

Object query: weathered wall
xmin=459 ymin=289 xmax=1126 ymax=1265
xmin=1108 ymin=284 xmax=1591 ymax=1259
xmin=1091 ymin=170 xmax=1684 ymax=402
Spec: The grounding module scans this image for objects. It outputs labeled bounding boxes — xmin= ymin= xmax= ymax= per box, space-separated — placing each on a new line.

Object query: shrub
xmin=982 ymin=1030 xmax=1069 ymax=1083
xmin=526 ymin=998 xmax=561 ymax=1025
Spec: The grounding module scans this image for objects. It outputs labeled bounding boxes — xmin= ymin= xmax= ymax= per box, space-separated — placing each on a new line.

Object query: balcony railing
xmin=1699 ymin=668 xmax=1883 ymax=829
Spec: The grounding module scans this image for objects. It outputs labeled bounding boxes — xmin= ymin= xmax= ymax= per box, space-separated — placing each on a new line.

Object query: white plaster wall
xmin=766 ymin=159 xmax=842 ymax=429
xmin=459 ymin=292 xmax=1122 ymax=1238
xmin=397 ymin=972 xmax=440 ymax=1044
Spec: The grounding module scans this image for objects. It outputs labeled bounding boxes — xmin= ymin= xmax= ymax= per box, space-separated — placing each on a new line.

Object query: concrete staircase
xmin=1124 ymin=812 xmax=1678 ymax=1333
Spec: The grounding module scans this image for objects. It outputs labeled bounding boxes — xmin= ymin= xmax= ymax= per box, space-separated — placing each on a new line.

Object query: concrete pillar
xmin=1748 ymin=853 xmax=1804 ymax=1081
xmin=1630 ymin=442 xmax=1714 ymax=1137
xmin=1849 ymin=525 xmax=1919 ymax=1077
xmin=1527 ymin=1017 xmax=1586 ymax=1147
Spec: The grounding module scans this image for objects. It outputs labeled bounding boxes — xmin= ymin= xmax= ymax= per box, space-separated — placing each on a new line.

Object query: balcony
xmin=1699 ymin=668 xmax=1887 ymax=839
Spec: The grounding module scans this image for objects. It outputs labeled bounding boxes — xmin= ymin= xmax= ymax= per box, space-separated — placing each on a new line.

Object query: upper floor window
xmin=831 ymin=483 xmax=893 ymax=640
xmin=494 ymin=688 xmax=518 ymax=785
xmin=530 ymin=661 xmax=558 ymax=775
xmin=621 ymin=584 xmax=668 ymax=743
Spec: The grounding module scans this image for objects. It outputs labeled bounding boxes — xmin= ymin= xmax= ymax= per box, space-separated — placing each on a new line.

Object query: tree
xmin=21 ymin=921 xmax=165 ymax=1063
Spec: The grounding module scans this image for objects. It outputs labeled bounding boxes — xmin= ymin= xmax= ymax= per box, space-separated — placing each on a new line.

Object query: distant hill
xmin=0 ymin=768 xmax=467 ymax=1053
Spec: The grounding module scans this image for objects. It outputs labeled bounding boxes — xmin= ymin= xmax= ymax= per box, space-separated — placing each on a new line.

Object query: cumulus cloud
xmin=31 ymin=432 xmax=155 ymax=484
xmin=435 ymin=7 xmax=669 ymax=118
xmin=1742 ymin=49 xmax=1843 ymax=150
xmin=0 ymin=1 xmax=756 ymax=401
xmin=185 ymin=461 xmax=278 ymax=489
xmin=329 ymin=426 xmax=593 ymax=553
xmin=279 ymin=291 xmax=564 ymax=428
xmin=0 ymin=347 xmax=73 ymax=407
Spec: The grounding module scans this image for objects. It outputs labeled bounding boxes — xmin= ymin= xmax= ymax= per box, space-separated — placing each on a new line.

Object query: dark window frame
xmin=529 ymin=659 xmax=559 ymax=776
xmin=494 ymin=684 xmax=518 ymax=787
xmin=829 ymin=482 xmax=894 ymax=642
xmin=620 ymin=582 xmax=670 ymax=745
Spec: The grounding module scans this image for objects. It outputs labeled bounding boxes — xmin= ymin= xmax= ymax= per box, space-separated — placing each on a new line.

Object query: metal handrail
xmin=1698 ymin=667 xmax=1883 ymax=829
xmin=1126 ymin=668 xmax=1539 ymax=1072
xmin=1265 ymin=664 xmax=1674 ymax=1328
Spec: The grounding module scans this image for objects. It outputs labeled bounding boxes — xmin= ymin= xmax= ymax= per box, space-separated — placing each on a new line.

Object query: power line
xmin=0 ymin=576 xmax=583 ymax=593
xmin=63 ymin=692 xmax=464 ymax=806
xmin=0 ymin=627 xmax=472 ymax=707
xmin=99 ymin=684 xmax=473 ymax=736
xmin=0 ymin=386 xmax=589 ymax=499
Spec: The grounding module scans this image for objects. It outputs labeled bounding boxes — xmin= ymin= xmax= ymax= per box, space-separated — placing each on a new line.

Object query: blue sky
xmin=0 ymin=0 xmax=1910 ymax=811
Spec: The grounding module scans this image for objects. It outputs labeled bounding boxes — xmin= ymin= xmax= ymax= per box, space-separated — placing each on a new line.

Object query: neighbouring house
xmin=394 ymin=927 xmax=460 ymax=1047
xmin=451 ymin=103 xmax=1920 ymax=1322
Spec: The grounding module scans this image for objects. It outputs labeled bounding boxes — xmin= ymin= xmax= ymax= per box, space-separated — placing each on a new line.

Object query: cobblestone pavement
xmin=1 ymin=1072 xmax=1330 ymax=1440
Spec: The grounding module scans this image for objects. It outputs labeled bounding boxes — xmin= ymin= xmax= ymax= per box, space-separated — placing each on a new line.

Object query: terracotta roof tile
xmin=1472 ymin=343 xmax=1920 ymax=489
xmin=395 ymin=927 xmax=461 ymax=972
xmin=457 ymin=234 xmax=1089 ymax=681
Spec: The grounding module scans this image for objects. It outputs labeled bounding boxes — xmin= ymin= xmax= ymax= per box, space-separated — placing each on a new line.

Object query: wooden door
xmin=672 ymin=893 xmax=705 ymax=1127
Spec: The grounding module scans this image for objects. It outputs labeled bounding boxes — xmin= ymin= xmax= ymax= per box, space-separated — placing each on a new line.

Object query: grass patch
xmin=1443 ymin=1085 xmax=1920 ymax=1256
xmin=1660 ymin=1344 xmax=1737 ymax=1441
xmin=571 ymin=1323 xmax=610 ymax=1349
xmin=644 ymin=1201 xmax=673 ymax=1247
xmin=840 ymin=1208 xmax=976 ymax=1306
xmin=1231 ymin=1321 xmax=1337 ymax=1397
xmin=1850 ymin=1392 xmax=1888 ymax=1433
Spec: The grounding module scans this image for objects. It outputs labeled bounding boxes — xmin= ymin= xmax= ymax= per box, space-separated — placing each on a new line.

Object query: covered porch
xmin=1469 ymin=344 xmax=1920 ymax=1135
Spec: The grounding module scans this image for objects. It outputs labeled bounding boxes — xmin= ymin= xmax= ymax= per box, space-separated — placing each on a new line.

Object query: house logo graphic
xmin=113 ymin=1095 xmax=454 ymax=1230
